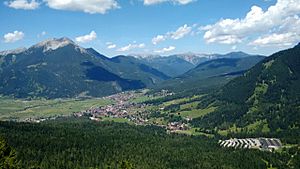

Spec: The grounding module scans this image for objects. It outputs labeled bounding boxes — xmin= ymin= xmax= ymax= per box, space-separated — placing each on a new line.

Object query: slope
xmin=192 ymin=44 xmax=300 ymax=138
xmin=135 ymin=55 xmax=195 ymax=77
xmin=0 ymin=38 xmax=168 ymax=98
xmin=154 ymin=53 xmax=264 ymax=94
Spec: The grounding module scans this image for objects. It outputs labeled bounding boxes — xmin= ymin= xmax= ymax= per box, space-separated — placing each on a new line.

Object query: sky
xmin=0 ymin=0 xmax=300 ymax=57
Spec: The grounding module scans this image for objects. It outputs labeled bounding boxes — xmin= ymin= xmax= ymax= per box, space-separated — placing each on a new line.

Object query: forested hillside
xmin=0 ymin=118 xmax=298 ymax=169
xmin=191 ymin=44 xmax=300 ymax=139
xmin=154 ymin=54 xmax=264 ymax=94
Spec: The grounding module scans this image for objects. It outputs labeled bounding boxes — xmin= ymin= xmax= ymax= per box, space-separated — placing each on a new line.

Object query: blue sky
xmin=1 ymin=0 xmax=299 ymax=57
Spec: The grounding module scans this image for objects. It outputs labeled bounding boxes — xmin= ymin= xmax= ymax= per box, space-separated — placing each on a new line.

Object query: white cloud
xmin=117 ymin=43 xmax=145 ymax=52
xmin=44 ymin=0 xmax=119 ymax=14
xmin=154 ymin=46 xmax=175 ymax=53
xmin=106 ymin=42 xmax=117 ymax=49
xmin=5 ymin=0 xmax=40 ymax=10
xmin=250 ymin=32 xmax=299 ymax=47
xmin=4 ymin=31 xmax=24 ymax=43
xmin=151 ymin=24 xmax=192 ymax=45
xmin=169 ymin=24 xmax=192 ymax=40
xmin=75 ymin=31 xmax=97 ymax=43
xmin=201 ymin=0 xmax=300 ymax=46
xmin=250 ymin=14 xmax=300 ymax=47
xmin=152 ymin=35 xmax=166 ymax=45
xmin=144 ymin=0 xmax=194 ymax=5
xmin=108 ymin=44 xmax=116 ymax=49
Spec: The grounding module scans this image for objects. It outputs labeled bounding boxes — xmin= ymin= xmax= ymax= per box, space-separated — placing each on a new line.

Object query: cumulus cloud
xmin=144 ymin=0 xmax=194 ymax=5
xmin=5 ymin=0 xmax=40 ymax=10
xmin=106 ymin=42 xmax=117 ymax=49
xmin=154 ymin=46 xmax=175 ymax=53
xmin=250 ymin=14 xmax=300 ymax=47
xmin=44 ymin=0 xmax=119 ymax=14
xmin=152 ymin=35 xmax=166 ymax=45
xmin=4 ymin=31 xmax=24 ymax=43
xmin=250 ymin=32 xmax=299 ymax=47
xmin=75 ymin=31 xmax=97 ymax=43
xmin=170 ymin=24 xmax=192 ymax=40
xmin=201 ymin=0 xmax=300 ymax=46
xmin=108 ymin=44 xmax=116 ymax=49
xmin=117 ymin=43 xmax=145 ymax=52
xmin=152 ymin=24 xmax=192 ymax=45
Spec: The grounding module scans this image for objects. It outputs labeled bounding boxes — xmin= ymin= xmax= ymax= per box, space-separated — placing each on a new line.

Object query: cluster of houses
xmin=73 ymin=90 xmax=190 ymax=130
xmin=152 ymin=89 xmax=174 ymax=97
xmin=74 ymin=89 xmax=194 ymax=131
xmin=73 ymin=91 xmax=150 ymax=125
xmin=22 ymin=115 xmax=68 ymax=123
xmin=219 ymin=138 xmax=282 ymax=151
xmin=74 ymin=91 xmax=136 ymax=118
xmin=167 ymin=122 xmax=189 ymax=132
xmin=74 ymin=103 xmax=131 ymax=121
xmin=127 ymin=115 xmax=149 ymax=125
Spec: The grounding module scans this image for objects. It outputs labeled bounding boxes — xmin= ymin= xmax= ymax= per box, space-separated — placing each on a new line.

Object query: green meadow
xmin=0 ymin=97 xmax=113 ymax=121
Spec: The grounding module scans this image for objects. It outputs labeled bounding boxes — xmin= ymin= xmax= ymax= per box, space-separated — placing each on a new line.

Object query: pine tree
xmin=0 ymin=137 xmax=19 ymax=169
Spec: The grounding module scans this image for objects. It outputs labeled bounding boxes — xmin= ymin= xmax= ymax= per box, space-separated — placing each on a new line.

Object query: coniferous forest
xmin=0 ymin=117 xmax=299 ymax=169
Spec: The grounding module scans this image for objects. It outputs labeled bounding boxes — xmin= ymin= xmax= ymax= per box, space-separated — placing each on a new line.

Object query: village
xmin=74 ymin=91 xmax=148 ymax=124
xmin=72 ymin=90 xmax=190 ymax=132
xmin=16 ymin=89 xmax=188 ymax=133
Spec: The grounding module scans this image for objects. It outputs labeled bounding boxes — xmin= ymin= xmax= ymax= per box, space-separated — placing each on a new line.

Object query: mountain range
xmin=132 ymin=52 xmax=261 ymax=77
xmin=153 ymin=53 xmax=265 ymax=94
xmin=0 ymin=38 xmax=168 ymax=98
xmin=0 ymin=37 xmax=267 ymax=99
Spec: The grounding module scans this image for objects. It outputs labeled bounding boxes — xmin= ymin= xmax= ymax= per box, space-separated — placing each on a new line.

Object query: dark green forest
xmin=0 ymin=136 xmax=19 ymax=169
xmin=190 ymin=44 xmax=300 ymax=139
xmin=0 ymin=118 xmax=299 ymax=169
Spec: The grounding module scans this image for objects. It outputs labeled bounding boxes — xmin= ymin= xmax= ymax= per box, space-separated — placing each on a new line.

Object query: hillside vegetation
xmin=154 ymin=54 xmax=264 ymax=94
xmin=190 ymin=44 xmax=300 ymax=140
xmin=0 ymin=118 xmax=298 ymax=169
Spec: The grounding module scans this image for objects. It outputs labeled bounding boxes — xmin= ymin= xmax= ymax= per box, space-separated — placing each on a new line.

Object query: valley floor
xmin=0 ymin=90 xmax=299 ymax=169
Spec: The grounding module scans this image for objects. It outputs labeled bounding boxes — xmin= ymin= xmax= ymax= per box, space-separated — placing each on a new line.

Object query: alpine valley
xmin=0 ymin=38 xmax=299 ymax=169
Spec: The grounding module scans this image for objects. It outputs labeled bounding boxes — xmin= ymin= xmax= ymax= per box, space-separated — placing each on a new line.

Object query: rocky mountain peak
xmin=30 ymin=37 xmax=77 ymax=52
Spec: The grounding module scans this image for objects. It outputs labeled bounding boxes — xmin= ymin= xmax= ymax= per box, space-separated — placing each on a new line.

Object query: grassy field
xmin=174 ymin=128 xmax=214 ymax=137
xmin=180 ymin=106 xmax=217 ymax=118
xmin=101 ymin=117 xmax=134 ymax=124
xmin=217 ymin=120 xmax=271 ymax=136
xmin=0 ymin=97 xmax=113 ymax=121
xmin=129 ymin=95 xmax=160 ymax=104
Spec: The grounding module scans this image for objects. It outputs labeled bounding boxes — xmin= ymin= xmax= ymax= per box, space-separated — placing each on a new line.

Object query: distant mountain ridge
xmin=132 ymin=52 xmax=262 ymax=77
xmin=133 ymin=55 xmax=195 ymax=77
xmin=0 ymin=38 xmax=169 ymax=98
xmin=0 ymin=47 xmax=27 ymax=56
xmin=152 ymin=53 xmax=265 ymax=93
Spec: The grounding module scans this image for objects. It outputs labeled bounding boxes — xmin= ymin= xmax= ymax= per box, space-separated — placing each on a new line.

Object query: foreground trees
xmin=0 ymin=137 xmax=19 ymax=169
xmin=0 ymin=118 xmax=297 ymax=169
